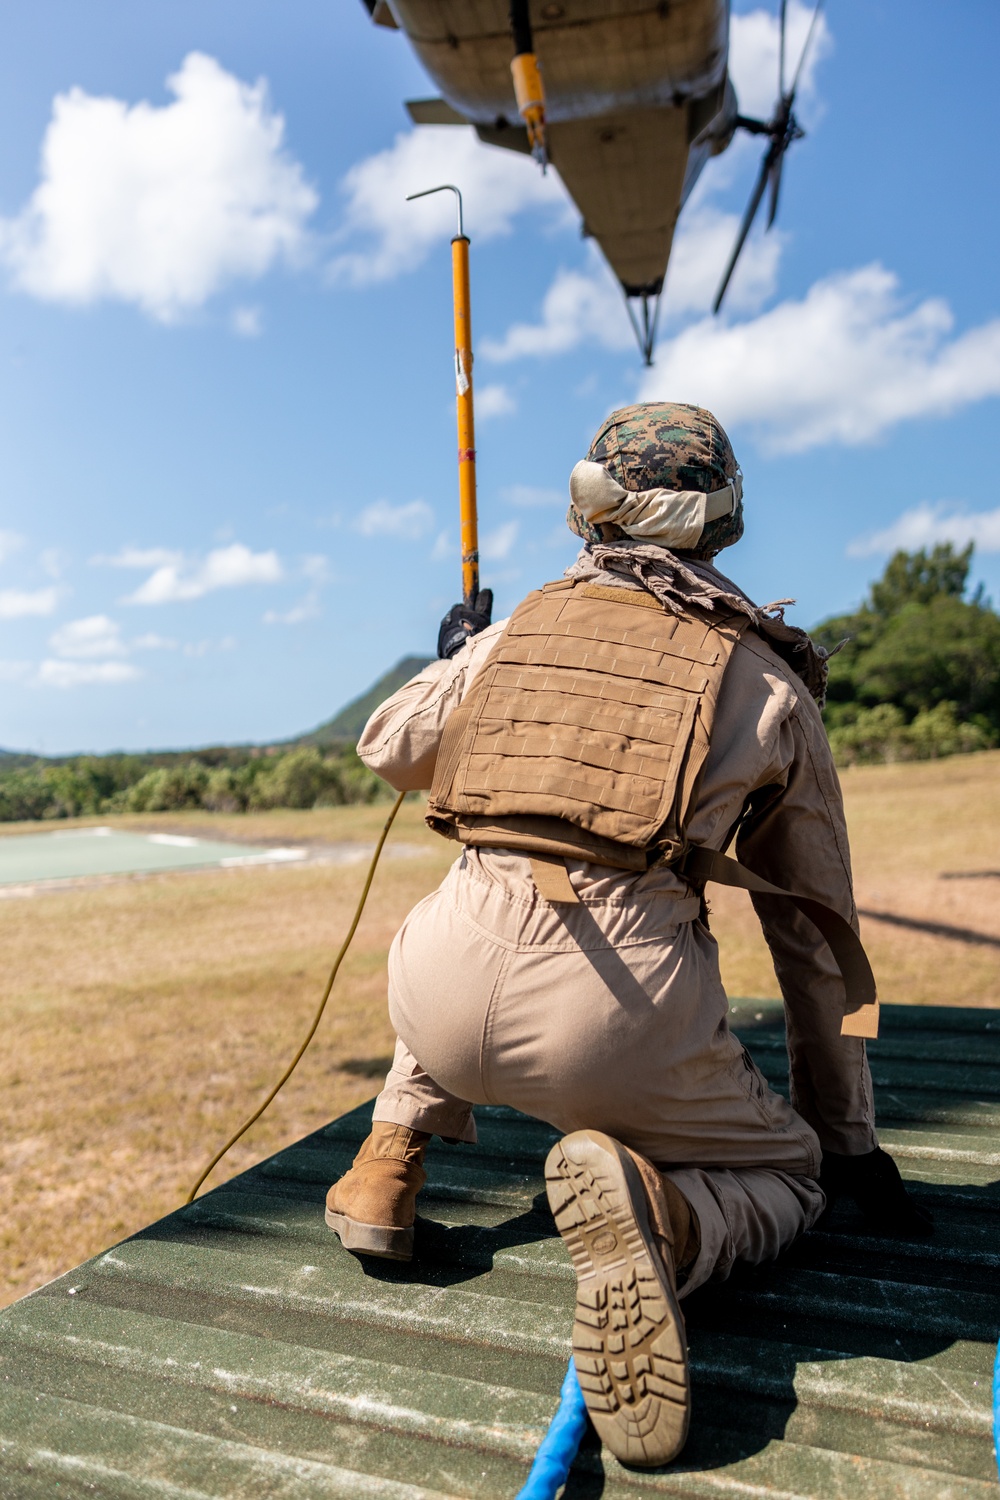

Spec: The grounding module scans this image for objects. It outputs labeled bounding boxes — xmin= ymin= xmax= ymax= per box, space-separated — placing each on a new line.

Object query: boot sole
xmin=325 ymin=1208 xmax=414 ymax=1262
xmin=545 ymin=1129 xmax=690 ymax=1469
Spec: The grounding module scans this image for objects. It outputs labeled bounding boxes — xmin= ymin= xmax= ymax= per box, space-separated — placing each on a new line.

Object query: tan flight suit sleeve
xmin=357 ymin=621 xmax=507 ymax=791
xmin=733 ymin=686 xmax=877 ymax=1157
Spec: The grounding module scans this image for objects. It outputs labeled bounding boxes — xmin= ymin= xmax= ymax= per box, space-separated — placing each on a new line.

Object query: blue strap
xmin=993 ymin=1339 xmax=1000 ymax=1480
xmin=516 ymin=1358 xmax=589 ymax=1500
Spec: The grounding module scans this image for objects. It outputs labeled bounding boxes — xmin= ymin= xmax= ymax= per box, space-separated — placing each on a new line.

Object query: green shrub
xmin=817 ymin=543 xmax=1000 ymax=763
xmin=249 ymin=748 xmax=346 ymax=811
xmin=0 ymin=740 xmax=393 ymax=823
xmin=904 ymin=702 xmax=994 ymax=759
xmin=332 ymin=747 xmax=396 ymax=806
xmin=124 ymin=764 xmax=210 ymax=812
xmin=828 ymin=701 xmax=994 ymax=767
xmin=202 ymin=763 xmax=262 ymax=813
xmin=0 ymin=770 xmax=56 ymax=823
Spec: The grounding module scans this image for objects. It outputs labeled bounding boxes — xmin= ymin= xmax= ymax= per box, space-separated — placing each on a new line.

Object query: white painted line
xmin=218 ymin=848 xmax=308 ymax=867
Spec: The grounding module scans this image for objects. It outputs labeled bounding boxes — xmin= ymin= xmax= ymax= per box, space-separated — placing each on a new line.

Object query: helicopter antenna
xmin=623 ymin=286 xmax=663 ymax=367
xmin=713 ymin=0 xmax=823 ymax=313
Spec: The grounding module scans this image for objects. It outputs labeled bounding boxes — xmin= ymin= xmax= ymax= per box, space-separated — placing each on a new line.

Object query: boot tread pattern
xmin=545 ymin=1131 xmax=690 ymax=1467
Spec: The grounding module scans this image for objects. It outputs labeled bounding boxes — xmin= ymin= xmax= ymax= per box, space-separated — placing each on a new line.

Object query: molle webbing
xmin=427 ymin=578 xmax=746 ymax=870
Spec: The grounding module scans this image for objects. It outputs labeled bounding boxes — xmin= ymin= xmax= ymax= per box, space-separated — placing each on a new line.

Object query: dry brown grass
xmin=712 ymin=749 xmax=1000 ymax=1008
xmin=2 ymin=754 xmax=999 ymax=1307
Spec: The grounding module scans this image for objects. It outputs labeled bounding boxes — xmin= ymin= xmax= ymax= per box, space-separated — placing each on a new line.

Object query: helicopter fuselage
xmin=365 ymin=0 xmax=742 ymax=357
xmin=386 ymin=0 xmax=730 ymax=127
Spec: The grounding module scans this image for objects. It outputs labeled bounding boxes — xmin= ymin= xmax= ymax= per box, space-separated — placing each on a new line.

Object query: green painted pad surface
xmin=0 ymin=827 xmax=306 ymax=884
xmin=1 ymin=1001 xmax=999 ymax=1496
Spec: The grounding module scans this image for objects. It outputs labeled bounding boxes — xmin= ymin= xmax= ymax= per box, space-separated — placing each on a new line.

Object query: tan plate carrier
xmin=427 ymin=579 xmax=878 ymax=1039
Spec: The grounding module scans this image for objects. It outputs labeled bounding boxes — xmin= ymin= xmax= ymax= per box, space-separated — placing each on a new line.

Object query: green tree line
xmin=813 ymin=542 xmax=1000 ymax=765
xmin=0 ymin=540 xmax=995 ymax=822
xmin=0 ymin=745 xmax=393 ymax=823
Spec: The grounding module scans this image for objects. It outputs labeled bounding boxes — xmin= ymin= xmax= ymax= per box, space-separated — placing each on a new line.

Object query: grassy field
xmin=2 ymin=754 xmax=999 ymax=1308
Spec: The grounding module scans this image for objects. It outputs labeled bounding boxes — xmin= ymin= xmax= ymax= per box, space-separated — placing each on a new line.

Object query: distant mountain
xmin=298 ymin=655 xmax=433 ymax=745
xmin=0 ymin=749 xmax=42 ymax=766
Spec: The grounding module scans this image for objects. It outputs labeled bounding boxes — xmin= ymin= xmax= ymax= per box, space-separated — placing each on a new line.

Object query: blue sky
xmin=0 ymin=0 xmax=997 ymax=754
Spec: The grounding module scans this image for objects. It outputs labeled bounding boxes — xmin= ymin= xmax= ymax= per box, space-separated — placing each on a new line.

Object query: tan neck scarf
xmin=564 ymin=540 xmax=836 ymax=707
xmin=568 ymin=459 xmax=741 ymax=549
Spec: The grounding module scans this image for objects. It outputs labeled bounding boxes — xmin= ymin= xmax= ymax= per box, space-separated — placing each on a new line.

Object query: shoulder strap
xmin=679 ymin=846 xmax=879 ymax=1039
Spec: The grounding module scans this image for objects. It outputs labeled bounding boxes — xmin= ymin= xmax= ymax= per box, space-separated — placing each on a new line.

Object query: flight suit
xmin=356 ymin=563 xmax=876 ymax=1295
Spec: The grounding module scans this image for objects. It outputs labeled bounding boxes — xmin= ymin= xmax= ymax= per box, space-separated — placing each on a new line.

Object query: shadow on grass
xmin=337 ymin=1055 xmax=395 ymax=1078
xmin=858 ymin=907 xmax=1000 ymax=948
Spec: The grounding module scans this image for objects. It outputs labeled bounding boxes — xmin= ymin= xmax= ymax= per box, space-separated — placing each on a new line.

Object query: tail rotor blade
xmin=713 ymin=146 xmax=773 ymax=313
xmin=766 ymin=148 xmax=785 ymax=228
xmin=787 ymin=0 xmax=824 ymax=104
xmin=717 ymin=0 xmax=822 ymax=317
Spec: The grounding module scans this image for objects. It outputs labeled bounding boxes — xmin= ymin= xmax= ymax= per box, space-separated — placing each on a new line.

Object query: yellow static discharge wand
xmin=406 ymin=184 xmax=479 ymax=605
xmin=187 ymin=187 xmax=480 ymax=1204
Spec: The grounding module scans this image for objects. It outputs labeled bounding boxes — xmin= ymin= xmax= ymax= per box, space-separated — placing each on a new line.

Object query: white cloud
xmin=301 ymin=553 xmax=330 ymax=582
xmin=123 ymin=542 xmax=284 ymax=604
xmin=639 ymin=265 xmax=1000 ymax=453
xmin=0 ymin=52 xmax=317 ymax=321
xmin=432 ymin=519 xmax=520 ymax=561
xmin=662 ymin=205 xmax=784 ymax=320
xmin=0 ymin=531 xmax=25 ymax=563
xmin=483 ymin=260 xmax=633 ymax=362
xmin=180 ymin=636 xmax=236 ymax=657
xmin=231 ymin=303 xmax=262 ymax=337
xmin=95 ymin=546 xmax=183 ymax=569
xmin=476 ymin=383 xmax=516 ymax=419
xmin=848 ymin=503 xmax=1000 ymax=559
xmin=133 ymin=632 xmax=178 ymax=650
xmin=49 ymin=614 xmax=126 ymax=658
xmin=0 ymin=586 xmax=58 ymax=618
xmin=264 ymin=553 xmax=330 ymax=623
xmin=431 ymin=529 xmax=453 ymax=562
xmin=264 ymin=597 xmax=320 ymax=625
xmin=729 ymin=0 xmax=831 ymax=123
xmin=483 ymin=203 xmax=785 ymax=364
xmin=37 ymin=658 xmax=139 ymax=688
xmin=503 ymin=484 xmax=564 ymax=509
xmin=330 ymin=125 xmax=565 ymax=285
xmin=481 ymin=520 xmax=520 ymax=562
xmin=354 ymin=499 xmax=434 ymax=541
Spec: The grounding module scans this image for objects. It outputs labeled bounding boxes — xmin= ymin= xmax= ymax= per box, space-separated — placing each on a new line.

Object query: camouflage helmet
xmin=567 ymin=401 xmax=744 ymax=557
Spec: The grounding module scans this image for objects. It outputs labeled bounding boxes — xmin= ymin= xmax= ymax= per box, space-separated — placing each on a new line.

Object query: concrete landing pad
xmin=0 ymin=827 xmax=306 ymax=885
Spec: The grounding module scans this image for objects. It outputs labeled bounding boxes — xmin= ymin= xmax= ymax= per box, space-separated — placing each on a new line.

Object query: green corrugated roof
xmin=2 ymin=1000 xmax=999 ymax=1497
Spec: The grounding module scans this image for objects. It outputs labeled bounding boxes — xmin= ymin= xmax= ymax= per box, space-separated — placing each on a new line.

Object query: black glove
xmin=820 ymin=1146 xmax=933 ymax=1238
xmin=437 ymin=589 xmax=493 ymax=660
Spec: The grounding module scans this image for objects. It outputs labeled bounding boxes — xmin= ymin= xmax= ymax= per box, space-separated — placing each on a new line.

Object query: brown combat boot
xmin=325 ymin=1122 xmax=430 ymax=1262
xmin=544 ymin=1130 xmax=699 ymax=1469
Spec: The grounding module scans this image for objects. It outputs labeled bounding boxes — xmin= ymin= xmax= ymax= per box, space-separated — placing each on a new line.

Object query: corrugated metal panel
xmin=2 ymin=1000 xmax=999 ymax=1498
